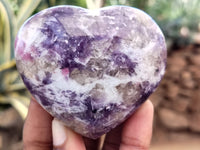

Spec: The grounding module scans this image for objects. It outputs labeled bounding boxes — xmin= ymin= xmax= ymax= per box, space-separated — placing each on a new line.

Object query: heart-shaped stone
xmin=15 ymin=5 xmax=166 ymax=139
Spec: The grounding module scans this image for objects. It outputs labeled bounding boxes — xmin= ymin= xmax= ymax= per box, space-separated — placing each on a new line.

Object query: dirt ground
xmin=151 ymin=141 xmax=200 ymax=150
xmin=150 ymin=44 xmax=200 ymax=149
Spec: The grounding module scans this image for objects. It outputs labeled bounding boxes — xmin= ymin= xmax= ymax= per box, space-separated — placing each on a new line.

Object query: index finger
xmin=120 ymin=100 xmax=154 ymax=150
xmin=23 ymin=98 xmax=53 ymax=150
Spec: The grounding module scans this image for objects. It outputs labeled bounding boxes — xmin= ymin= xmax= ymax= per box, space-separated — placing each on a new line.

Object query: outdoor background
xmin=0 ymin=0 xmax=200 ymax=149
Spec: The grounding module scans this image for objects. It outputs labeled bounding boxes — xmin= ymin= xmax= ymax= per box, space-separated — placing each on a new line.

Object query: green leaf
xmin=0 ymin=0 xmax=15 ymax=64
xmin=62 ymin=0 xmax=87 ymax=8
xmin=17 ymin=0 xmax=42 ymax=29
xmin=9 ymin=97 xmax=29 ymax=119
xmin=48 ymin=0 xmax=56 ymax=6
xmin=0 ymin=93 xmax=30 ymax=119
xmin=0 ymin=95 xmax=9 ymax=104
xmin=9 ymin=93 xmax=30 ymax=119
xmin=6 ymin=83 xmax=26 ymax=92
xmin=0 ymin=59 xmax=16 ymax=72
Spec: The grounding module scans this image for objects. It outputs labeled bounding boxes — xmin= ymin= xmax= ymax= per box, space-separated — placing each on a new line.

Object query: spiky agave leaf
xmin=9 ymin=93 xmax=29 ymax=120
xmin=17 ymin=0 xmax=42 ymax=29
xmin=0 ymin=0 xmax=15 ymax=64
xmin=0 ymin=0 xmax=42 ymax=119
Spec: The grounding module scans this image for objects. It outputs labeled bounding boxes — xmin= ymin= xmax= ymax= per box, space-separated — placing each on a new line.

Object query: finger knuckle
xmin=121 ymin=135 xmax=149 ymax=150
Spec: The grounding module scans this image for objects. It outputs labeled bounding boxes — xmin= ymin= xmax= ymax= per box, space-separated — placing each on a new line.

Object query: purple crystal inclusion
xmin=15 ymin=5 xmax=167 ymax=139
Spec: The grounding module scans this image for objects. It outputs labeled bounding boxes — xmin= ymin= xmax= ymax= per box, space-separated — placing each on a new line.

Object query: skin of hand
xmin=23 ymin=98 xmax=154 ymax=150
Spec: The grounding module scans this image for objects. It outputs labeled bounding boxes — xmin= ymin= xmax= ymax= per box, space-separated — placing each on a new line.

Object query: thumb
xmin=52 ymin=118 xmax=86 ymax=150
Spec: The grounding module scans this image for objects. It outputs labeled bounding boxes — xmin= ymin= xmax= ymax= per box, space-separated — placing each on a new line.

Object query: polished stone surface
xmin=15 ymin=5 xmax=167 ymax=139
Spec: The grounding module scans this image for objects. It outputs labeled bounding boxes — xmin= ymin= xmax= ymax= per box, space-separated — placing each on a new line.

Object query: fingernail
xmin=52 ymin=118 xmax=67 ymax=147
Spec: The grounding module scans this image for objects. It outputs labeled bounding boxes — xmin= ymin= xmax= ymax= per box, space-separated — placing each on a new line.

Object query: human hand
xmin=23 ymin=98 xmax=153 ymax=150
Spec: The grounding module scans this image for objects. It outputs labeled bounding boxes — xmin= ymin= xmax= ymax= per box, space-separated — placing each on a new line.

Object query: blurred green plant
xmin=105 ymin=0 xmax=147 ymax=9
xmin=147 ymin=0 xmax=200 ymax=47
xmin=0 ymin=0 xmax=44 ymax=119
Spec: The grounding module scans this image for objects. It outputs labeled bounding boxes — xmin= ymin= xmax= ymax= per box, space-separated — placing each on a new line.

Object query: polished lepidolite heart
xmin=15 ymin=5 xmax=167 ymax=139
